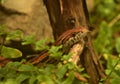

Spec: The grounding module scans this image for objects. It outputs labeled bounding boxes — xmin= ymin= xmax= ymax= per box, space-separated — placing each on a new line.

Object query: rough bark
xmin=44 ymin=0 xmax=88 ymax=39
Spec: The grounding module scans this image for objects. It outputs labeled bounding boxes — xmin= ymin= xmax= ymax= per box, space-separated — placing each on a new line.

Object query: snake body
xmin=55 ymin=27 xmax=89 ymax=53
xmin=31 ymin=27 xmax=89 ymax=64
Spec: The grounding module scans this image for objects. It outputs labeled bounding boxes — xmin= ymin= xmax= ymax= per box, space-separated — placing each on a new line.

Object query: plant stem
xmin=103 ymin=55 xmax=120 ymax=84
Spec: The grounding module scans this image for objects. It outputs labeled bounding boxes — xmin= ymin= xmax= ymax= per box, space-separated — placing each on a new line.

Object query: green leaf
xmin=35 ymin=39 xmax=49 ymax=51
xmin=18 ymin=64 xmax=37 ymax=72
xmin=16 ymin=74 xmax=29 ymax=84
xmin=61 ymin=71 xmax=74 ymax=84
xmin=0 ymin=25 xmax=7 ymax=36
xmin=6 ymin=61 xmax=22 ymax=68
xmin=66 ymin=62 xmax=75 ymax=70
xmin=49 ymin=45 xmax=63 ymax=58
xmin=115 ymin=38 xmax=120 ymax=53
xmin=6 ymin=30 xmax=22 ymax=41
xmin=3 ymin=79 xmax=18 ymax=84
xmin=56 ymin=64 xmax=67 ymax=79
xmin=105 ymin=69 xmax=111 ymax=75
xmin=29 ymin=76 xmax=37 ymax=84
xmin=0 ymin=62 xmax=22 ymax=79
xmin=94 ymin=21 xmax=113 ymax=53
xmin=61 ymin=54 xmax=72 ymax=61
xmin=77 ymin=67 xmax=84 ymax=73
xmin=44 ymin=64 xmax=55 ymax=75
xmin=107 ymin=54 xmax=115 ymax=69
xmin=1 ymin=46 xmax=22 ymax=58
xmin=22 ymin=35 xmax=35 ymax=45
xmin=111 ymin=77 xmax=120 ymax=84
xmin=37 ymin=75 xmax=54 ymax=84
xmin=49 ymin=45 xmax=62 ymax=53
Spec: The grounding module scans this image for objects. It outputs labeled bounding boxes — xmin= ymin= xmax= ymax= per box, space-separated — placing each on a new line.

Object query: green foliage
xmin=49 ymin=45 xmax=63 ymax=59
xmin=0 ymin=61 xmax=40 ymax=84
xmin=0 ymin=0 xmax=120 ymax=84
xmin=35 ymin=39 xmax=50 ymax=51
xmin=0 ymin=60 xmax=84 ymax=84
xmin=92 ymin=0 xmax=120 ymax=83
xmin=0 ymin=25 xmax=23 ymax=59
xmin=22 ymin=35 xmax=52 ymax=51
xmin=96 ymin=0 xmax=116 ymax=18
xmin=61 ymin=54 xmax=72 ymax=61
xmin=0 ymin=25 xmax=51 ymax=59
xmin=94 ymin=21 xmax=113 ymax=54
xmin=61 ymin=71 xmax=74 ymax=84
xmin=0 ymin=25 xmax=7 ymax=36
xmin=104 ymin=55 xmax=120 ymax=83
xmin=92 ymin=0 xmax=119 ymax=22
xmin=1 ymin=46 xmax=22 ymax=58
xmin=115 ymin=38 xmax=120 ymax=53
xmin=6 ymin=30 xmax=22 ymax=41
xmin=22 ymin=35 xmax=36 ymax=45
xmin=0 ymin=26 xmax=85 ymax=84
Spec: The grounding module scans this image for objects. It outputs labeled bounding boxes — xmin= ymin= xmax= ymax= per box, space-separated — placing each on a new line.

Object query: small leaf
xmin=5 ymin=61 xmax=22 ymax=69
xmin=35 ymin=39 xmax=49 ymax=51
xmin=22 ymin=35 xmax=35 ymax=45
xmin=61 ymin=54 xmax=72 ymax=61
xmin=77 ymin=67 xmax=84 ymax=73
xmin=37 ymin=75 xmax=54 ymax=84
xmin=61 ymin=71 xmax=74 ymax=84
xmin=44 ymin=64 xmax=55 ymax=75
xmin=56 ymin=64 xmax=67 ymax=79
xmin=1 ymin=46 xmax=22 ymax=58
xmin=49 ymin=45 xmax=63 ymax=53
xmin=29 ymin=76 xmax=37 ymax=84
xmin=0 ymin=25 xmax=7 ymax=36
xmin=49 ymin=45 xmax=63 ymax=58
xmin=18 ymin=64 xmax=37 ymax=72
xmin=111 ymin=77 xmax=120 ymax=84
xmin=16 ymin=74 xmax=29 ymax=84
xmin=115 ymin=38 xmax=120 ymax=53
xmin=94 ymin=21 xmax=113 ymax=53
xmin=3 ymin=79 xmax=18 ymax=84
xmin=67 ymin=62 xmax=75 ymax=70
xmin=6 ymin=30 xmax=22 ymax=41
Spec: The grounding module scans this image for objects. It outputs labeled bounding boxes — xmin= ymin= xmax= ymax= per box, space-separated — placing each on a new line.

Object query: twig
xmin=103 ymin=55 xmax=120 ymax=84
xmin=108 ymin=14 xmax=120 ymax=27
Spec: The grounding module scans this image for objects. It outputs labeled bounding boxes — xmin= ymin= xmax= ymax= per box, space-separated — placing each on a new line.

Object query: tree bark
xmin=43 ymin=0 xmax=106 ymax=84
xmin=44 ymin=0 xmax=88 ymax=39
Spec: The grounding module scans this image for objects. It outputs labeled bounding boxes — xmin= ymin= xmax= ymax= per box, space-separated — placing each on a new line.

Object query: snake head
xmin=55 ymin=27 xmax=89 ymax=45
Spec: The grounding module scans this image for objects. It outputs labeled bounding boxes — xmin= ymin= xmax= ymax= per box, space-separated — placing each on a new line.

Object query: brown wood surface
xmin=44 ymin=0 xmax=88 ymax=39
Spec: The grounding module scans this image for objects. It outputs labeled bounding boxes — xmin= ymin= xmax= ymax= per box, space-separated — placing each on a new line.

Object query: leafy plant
xmin=1 ymin=46 xmax=22 ymax=58
xmin=0 ymin=25 xmax=86 ymax=84
xmin=92 ymin=0 xmax=120 ymax=83
xmin=0 ymin=0 xmax=120 ymax=84
xmin=0 ymin=54 xmax=85 ymax=84
xmin=0 ymin=25 xmax=22 ymax=59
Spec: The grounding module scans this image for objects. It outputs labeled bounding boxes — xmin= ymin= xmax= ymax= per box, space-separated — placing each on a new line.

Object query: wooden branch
xmin=81 ymin=35 xmax=106 ymax=84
